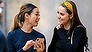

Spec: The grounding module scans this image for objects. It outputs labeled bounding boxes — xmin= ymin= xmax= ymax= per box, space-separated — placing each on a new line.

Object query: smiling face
xmin=57 ymin=5 xmax=71 ymax=26
xmin=26 ymin=8 xmax=40 ymax=27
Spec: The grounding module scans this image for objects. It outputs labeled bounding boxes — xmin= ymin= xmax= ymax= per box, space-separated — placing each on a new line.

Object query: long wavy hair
xmin=61 ymin=1 xmax=89 ymax=52
xmin=9 ymin=3 xmax=37 ymax=32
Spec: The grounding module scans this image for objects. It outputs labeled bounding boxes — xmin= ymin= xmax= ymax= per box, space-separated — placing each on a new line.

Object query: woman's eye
xmin=57 ymin=11 xmax=59 ymax=14
xmin=35 ymin=14 xmax=40 ymax=16
xmin=57 ymin=11 xmax=65 ymax=16
xmin=60 ymin=13 xmax=64 ymax=16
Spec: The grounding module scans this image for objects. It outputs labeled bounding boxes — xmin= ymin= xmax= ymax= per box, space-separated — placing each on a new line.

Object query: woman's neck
xmin=64 ymin=21 xmax=71 ymax=30
xmin=21 ymin=22 xmax=33 ymax=33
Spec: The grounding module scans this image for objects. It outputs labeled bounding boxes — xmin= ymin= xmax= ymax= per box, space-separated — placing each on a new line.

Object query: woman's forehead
xmin=32 ymin=8 xmax=40 ymax=13
xmin=57 ymin=6 xmax=67 ymax=13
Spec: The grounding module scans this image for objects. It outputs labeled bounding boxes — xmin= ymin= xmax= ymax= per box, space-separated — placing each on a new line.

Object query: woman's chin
xmin=34 ymin=23 xmax=38 ymax=27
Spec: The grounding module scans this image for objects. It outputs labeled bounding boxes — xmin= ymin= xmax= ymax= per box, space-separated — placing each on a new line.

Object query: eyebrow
xmin=57 ymin=11 xmax=65 ymax=14
xmin=36 ymin=12 xmax=40 ymax=13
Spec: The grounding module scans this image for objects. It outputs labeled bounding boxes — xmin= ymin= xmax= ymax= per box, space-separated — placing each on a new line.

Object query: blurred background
xmin=0 ymin=0 xmax=92 ymax=52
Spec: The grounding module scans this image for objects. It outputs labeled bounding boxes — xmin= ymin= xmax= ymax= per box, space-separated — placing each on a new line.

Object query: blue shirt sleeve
xmin=7 ymin=32 xmax=25 ymax=52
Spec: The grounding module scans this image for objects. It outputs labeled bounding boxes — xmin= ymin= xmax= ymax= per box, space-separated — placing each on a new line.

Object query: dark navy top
xmin=48 ymin=25 xmax=86 ymax=52
xmin=7 ymin=28 xmax=46 ymax=52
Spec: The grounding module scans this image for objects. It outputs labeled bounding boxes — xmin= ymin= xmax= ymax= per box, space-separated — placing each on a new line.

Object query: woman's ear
xmin=70 ymin=13 xmax=73 ymax=19
xmin=25 ymin=13 xmax=29 ymax=19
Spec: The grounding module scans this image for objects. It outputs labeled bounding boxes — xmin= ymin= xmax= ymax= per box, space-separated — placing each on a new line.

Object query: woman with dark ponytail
xmin=48 ymin=1 xmax=89 ymax=52
xmin=7 ymin=3 xmax=46 ymax=52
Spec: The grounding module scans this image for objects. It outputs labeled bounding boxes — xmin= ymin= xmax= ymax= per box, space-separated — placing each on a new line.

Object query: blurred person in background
xmin=0 ymin=0 xmax=7 ymax=52
xmin=48 ymin=1 xmax=89 ymax=52
xmin=0 ymin=0 xmax=4 ymax=29
xmin=7 ymin=3 xmax=46 ymax=52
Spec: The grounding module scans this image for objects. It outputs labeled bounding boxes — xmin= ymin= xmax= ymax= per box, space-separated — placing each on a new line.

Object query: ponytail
xmin=9 ymin=14 xmax=20 ymax=32
xmin=9 ymin=3 xmax=37 ymax=32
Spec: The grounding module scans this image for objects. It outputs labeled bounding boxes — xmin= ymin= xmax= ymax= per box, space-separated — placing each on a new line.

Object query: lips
xmin=58 ymin=19 xmax=63 ymax=22
xmin=34 ymin=20 xmax=39 ymax=26
xmin=35 ymin=20 xmax=38 ymax=22
xmin=35 ymin=18 xmax=40 ymax=23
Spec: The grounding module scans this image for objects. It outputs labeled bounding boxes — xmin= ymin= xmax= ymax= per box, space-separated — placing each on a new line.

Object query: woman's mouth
xmin=58 ymin=19 xmax=64 ymax=25
xmin=36 ymin=18 xmax=40 ymax=22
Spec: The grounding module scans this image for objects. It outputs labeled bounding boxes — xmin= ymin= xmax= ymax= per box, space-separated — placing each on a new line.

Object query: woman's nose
xmin=58 ymin=16 xmax=61 ymax=19
xmin=57 ymin=14 xmax=61 ymax=19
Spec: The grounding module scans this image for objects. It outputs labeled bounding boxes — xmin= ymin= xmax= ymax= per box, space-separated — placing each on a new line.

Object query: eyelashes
xmin=57 ymin=11 xmax=65 ymax=16
xmin=35 ymin=14 xmax=40 ymax=16
xmin=57 ymin=11 xmax=59 ymax=14
xmin=60 ymin=13 xmax=64 ymax=16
